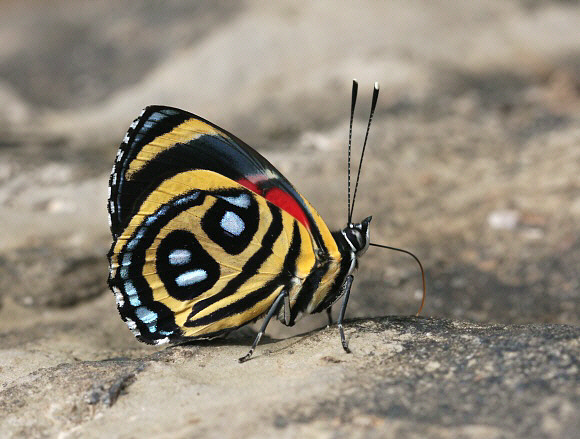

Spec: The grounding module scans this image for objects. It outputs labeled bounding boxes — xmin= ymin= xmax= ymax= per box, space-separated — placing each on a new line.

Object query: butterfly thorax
xmin=300 ymin=216 xmax=372 ymax=315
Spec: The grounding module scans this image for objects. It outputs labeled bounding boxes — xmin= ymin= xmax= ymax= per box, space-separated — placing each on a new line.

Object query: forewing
xmin=108 ymin=106 xmax=321 ymax=240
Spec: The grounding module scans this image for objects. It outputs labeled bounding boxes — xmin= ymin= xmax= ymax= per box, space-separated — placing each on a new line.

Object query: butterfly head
xmin=343 ymin=215 xmax=372 ymax=258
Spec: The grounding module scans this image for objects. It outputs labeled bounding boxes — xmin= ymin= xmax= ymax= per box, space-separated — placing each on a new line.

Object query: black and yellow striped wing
xmin=107 ymin=107 xmax=342 ymax=344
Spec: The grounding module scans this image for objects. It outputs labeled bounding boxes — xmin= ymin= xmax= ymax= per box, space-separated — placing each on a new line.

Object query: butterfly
xmin=107 ymin=80 xmax=425 ymax=362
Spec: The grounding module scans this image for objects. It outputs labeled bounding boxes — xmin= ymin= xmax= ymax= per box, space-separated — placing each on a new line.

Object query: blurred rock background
xmin=0 ymin=1 xmax=578 ymax=438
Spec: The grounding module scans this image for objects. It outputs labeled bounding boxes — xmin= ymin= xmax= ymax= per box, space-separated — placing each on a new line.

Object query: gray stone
xmin=1 ymin=316 xmax=578 ymax=438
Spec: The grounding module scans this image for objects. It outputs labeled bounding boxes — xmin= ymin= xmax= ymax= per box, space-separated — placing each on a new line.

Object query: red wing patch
xmin=263 ymin=187 xmax=310 ymax=229
xmin=237 ymin=178 xmax=261 ymax=194
xmin=237 ymin=178 xmax=311 ymax=229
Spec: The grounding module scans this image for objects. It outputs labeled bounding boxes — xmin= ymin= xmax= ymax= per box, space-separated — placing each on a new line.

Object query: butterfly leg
xmin=326 ymin=307 xmax=333 ymax=326
xmin=283 ymin=291 xmax=292 ymax=325
xmin=238 ymin=288 xmax=288 ymax=363
xmin=337 ymin=275 xmax=354 ymax=353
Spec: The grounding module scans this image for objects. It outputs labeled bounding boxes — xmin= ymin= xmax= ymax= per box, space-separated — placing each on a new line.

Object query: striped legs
xmin=326 ymin=307 xmax=333 ymax=325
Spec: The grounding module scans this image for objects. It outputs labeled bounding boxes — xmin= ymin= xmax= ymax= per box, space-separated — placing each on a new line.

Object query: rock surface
xmin=1 ymin=315 xmax=578 ymax=438
xmin=0 ymin=0 xmax=579 ymax=438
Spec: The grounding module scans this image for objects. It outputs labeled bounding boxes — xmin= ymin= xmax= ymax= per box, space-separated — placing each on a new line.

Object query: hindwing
xmin=108 ymin=170 xmax=321 ymax=343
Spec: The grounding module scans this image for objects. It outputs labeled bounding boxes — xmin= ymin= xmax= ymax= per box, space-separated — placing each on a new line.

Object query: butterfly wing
xmin=108 ymin=106 xmax=341 ymax=343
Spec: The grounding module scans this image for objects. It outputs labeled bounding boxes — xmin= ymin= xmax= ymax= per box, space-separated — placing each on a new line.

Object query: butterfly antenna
xmin=347 ymin=79 xmax=358 ymax=225
xmin=369 ymin=242 xmax=427 ymax=316
xmin=350 ymin=82 xmax=380 ymax=221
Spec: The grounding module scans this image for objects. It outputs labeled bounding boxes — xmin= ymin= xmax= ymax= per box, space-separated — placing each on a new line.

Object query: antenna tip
xmin=353 ymin=78 xmax=358 ymax=84
xmin=374 ymin=82 xmax=380 ymax=90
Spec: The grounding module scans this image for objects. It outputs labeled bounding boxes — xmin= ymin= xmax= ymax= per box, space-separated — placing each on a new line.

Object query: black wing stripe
xmin=290 ymin=261 xmax=329 ymax=321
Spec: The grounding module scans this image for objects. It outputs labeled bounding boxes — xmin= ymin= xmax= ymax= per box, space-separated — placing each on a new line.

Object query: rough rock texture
xmin=0 ymin=0 xmax=579 ymax=438
xmin=1 ymin=316 xmax=578 ymax=438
